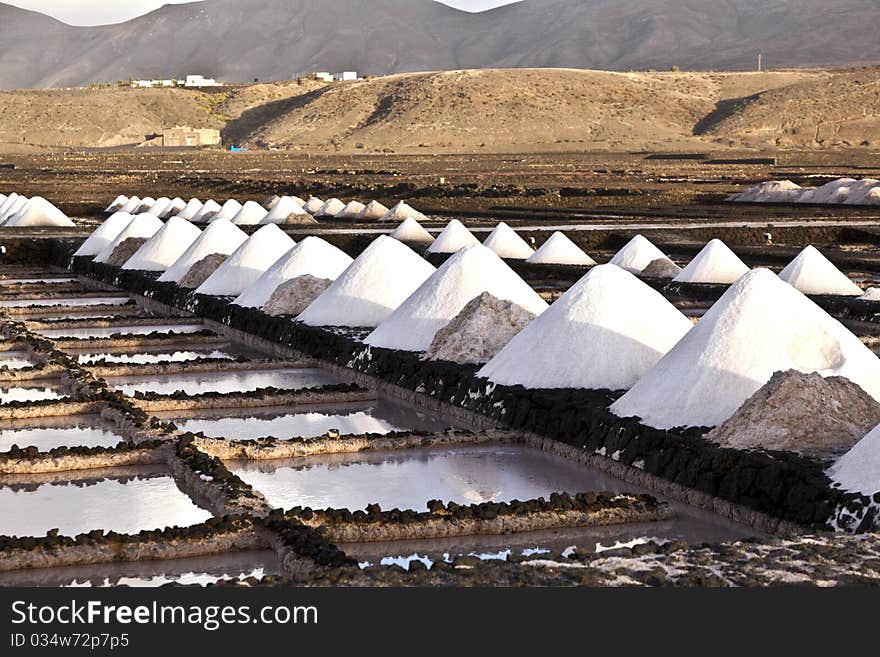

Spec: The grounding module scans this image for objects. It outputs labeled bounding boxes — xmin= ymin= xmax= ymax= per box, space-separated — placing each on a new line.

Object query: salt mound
xmin=337 ymin=201 xmax=366 ymax=220
xmin=828 ymin=423 xmax=880 ymax=495
xmin=642 ymin=258 xmax=682 ymax=279
xmin=208 ymin=199 xmax=244 ymax=224
xmin=482 ymin=222 xmax=535 ymax=260
xmin=357 ymin=200 xmax=390 ymax=221
xmin=134 ymin=197 xmax=156 ymax=214
xmin=122 ymin=217 xmax=201 ymax=271
xmin=779 ymin=245 xmax=862 ymax=296
xmin=163 ymin=198 xmax=187 ymax=218
xmin=191 ymin=199 xmax=221 ymax=223
xmin=609 ymin=235 xmax=667 ymax=273
xmin=74 ymin=212 xmax=134 ymax=257
xmin=298 ymin=235 xmax=436 ymax=328
xmin=106 ymin=238 xmax=147 ymax=266
xmin=426 ymin=219 xmax=481 ymax=254
xmin=289 ymin=196 xmax=306 ymax=207
xmin=119 ymin=197 xmax=142 ymax=214
xmin=527 ymin=232 xmax=596 ymax=266
xmin=158 ymin=218 xmax=249 ymax=284
xmin=105 ymin=195 xmax=128 ymax=212
xmin=148 ymin=197 xmax=172 ymax=219
xmin=233 ymin=236 xmax=353 ymax=309
xmin=730 ymin=180 xmax=803 ymax=203
xmin=175 ymin=198 xmax=203 ymax=221
xmin=611 ymin=269 xmax=880 ymax=429
xmin=366 ymin=244 xmax=547 ymax=352
xmin=706 ymin=370 xmax=880 ymax=457
xmin=231 ymin=200 xmax=269 ymax=225
xmin=316 ymin=198 xmax=346 ymax=218
xmin=261 ymin=196 xmax=311 ymax=224
xmin=263 ymin=275 xmax=332 ymax=316
xmin=303 ymin=198 xmax=325 ymax=214
xmin=478 ymin=264 xmax=691 ymax=390
xmin=179 ymin=254 xmax=228 ymax=289
xmin=390 ymin=217 xmax=434 ymax=244
xmin=379 ymin=201 xmax=429 ymax=223
xmin=860 ymin=288 xmax=880 ymax=301
xmin=424 ymin=292 xmax=537 ymax=364
xmin=673 ymin=239 xmax=749 ymax=284
xmin=263 ymin=195 xmax=282 ymax=210
xmin=94 ymin=213 xmax=163 ymax=263
xmin=5 ymin=197 xmax=75 ymax=227
xmin=195 ymin=224 xmax=295 ymax=296
xmin=731 ymin=178 xmax=880 ymax=206
xmin=0 ymin=195 xmax=27 ymax=223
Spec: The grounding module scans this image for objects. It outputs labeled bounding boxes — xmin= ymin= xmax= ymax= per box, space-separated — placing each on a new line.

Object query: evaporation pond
xmin=107 ymin=368 xmax=339 ymax=397
xmin=0 ymin=550 xmax=280 ymax=588
xmin=75 ymin=348 xmax=239 ymax=365
xmin=228 ymin=444 xmax=633 ymax=512
xmin=0 ymin=382 xmax=64 ymax=404
xmin=157 ymin=398 xmax=456 ymax=439
xmin=0 ymin=297 xmax=131 ymax=308
xmin=0 ymin=278 xmax=77 ymax=285
xmin=36 ymin=323 xmax=205 ymax=339
xmin=0 ymin=351 xmax=34 ymax=369
xmin=0 ymin=466 xmax=211 ymax=537
xmin=0 ymin=416 xmax=124 ymax=452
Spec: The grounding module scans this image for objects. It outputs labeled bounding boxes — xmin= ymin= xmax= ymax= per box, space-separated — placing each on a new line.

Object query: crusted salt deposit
xmin=526 ymin=232 xmax=596 ymax=266
xmin=366 ymin=244 xmax=547 ymax=352
xmin=423 ymin=292 xmax=537 ymax=364
xmin=707 ymin=370 xmax=880 ymax=457
xmin=379 ymin=201 xmax=429 ymax=223
xmin=478 ymin=264 xmax=691 ymax=390
xmin=315 ymin=198 xmax=346 ymax=217
xmin=298 ymin=235 xmax=436 ymax=327
xmin=230 ymin=200 xmax=269 ymax=225
xmin=426 ymin=219 xmax=481 ymax=254
xmin=261 ymin=196 xmax=311 ymax=224
xmin=673 ymin=239 xmax=750 ymax=284
xmin=191 ymin=199 xmax=222 ymax=223
xmin=357 ymin=200 xmax=390 ymax=221
xmin=5 ymin=197 xmax=75 ymax=227
xmin=482 ymin=222 xmax=535 ymax=260
xmin=73 ymin=212 xmax=134 ymax=257
xmin=731 ymin=178 xmax=880 ymax=206
xmin=232 ymin=236 xmax=353 ymax=309
xmin=94 ymin=213 xmax=163 ymax=263
xmin=860 ymin=288 xmax=880 ymax=301
xmin=730 ymin=180 xmax=803 ymax=203
xmin=178 ymin=253 xmax=228 ymax=289
xmin=122 ymin=217 xmax=202 ymax=271
xmin=609 ymin=235 xmax=667 ymax=273
xmin=263 ymin=275 xmax=332 ymax=316
xmin=611 ymin=269 xmax=880 ymax=429
xmin=778 ymin=245 xmax=863 ymax=296
xmin=208 ymin=199 xmax=244 ymax=224
xmin=158 ymin=218 xmax=249 ymax=284
xmin=641 ymin=258 xmax=682 ymax=279
xmin=195 ymin=224 xmax=295 ymax=296
xmin=106 ymin=238 xmax=148 ymax=266
xmin=303 ymin=198 xmax=325 ymax=214
xmin=829 ymin=423 xmax=880 ymax=495
xmin=390 ymin=217 xmax=434 ymax=243
xmin=337 ymin=201 xmax=366 ymax=220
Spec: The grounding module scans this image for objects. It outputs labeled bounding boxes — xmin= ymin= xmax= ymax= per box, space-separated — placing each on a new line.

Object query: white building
xmin=333 ymin=71 xmax=358 ymax=81
xmin=132 ymin=79 xmax=176 ymax=88
xmin=184 ymin=74 xmax=222 ymax=88
xmin=313 ymin=72 xmax=334 ymax=82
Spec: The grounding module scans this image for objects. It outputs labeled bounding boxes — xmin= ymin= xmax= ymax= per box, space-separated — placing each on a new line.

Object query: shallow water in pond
xmin=36 ymin=324 xmax=205 ymax=339
xmin=0 ymin=297 xmax=131 ymax=308
xmin=0 ymin=383 xmax=64 ymax=404
xmin=0 ymin=278 xmax=77 ymax=285
xmin=107 ymin=368 xmax=339 ymax=397
xmin=76 ymin=349 xmax=239 ymax=365
xmin=158 ymin=398 xmax=456 ymax=439
xmin=0 ymin=550 xmax=280 ymax=587
xmin=0 ymin=467 xmax=211 ymax=537
xmin=0 ymin=350 xmax=34 ymax=369
xmin=0 ymin=416 xmax=124 ymax=452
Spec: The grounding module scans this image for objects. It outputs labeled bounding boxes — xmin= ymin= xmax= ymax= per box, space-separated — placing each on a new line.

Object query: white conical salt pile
xmin=122 ymin=217 xmax=202 ymax=271
xmin=73 ymin=212 xmax=134 ymax=257
xmin=482 ymin=222 xmax=535 ymax=260
xmin=191 ymin=199 xmax=221 ymax=223
xmin=303 ymin=198 xmax=325 ymax=214
xmin=860 ymin=288 xmax=880 ymax=302
xmin=0 ymin=195 xmax=28 ymax=224
xmin=337 ymin=201 xmax=366 ymax=220
xmin=0 ymin=193 xmax=21 ymax=220
xmin=315 ymin=198 xmax=346 ymax=218
xmin=232 ymin=236 xmax=354 ymax=308
xmin=148 ymin=197 xmax=172 ymax=219
xmin=288 ymin=196 xmax=306 ymax=207
xmin=261 ymin=196 xmax=310 ymax=224
xmin=134 ymin=197 xmax=157 ymax=214
xmin=390 ymin=217 xmax=434 ymax=244
xmin=158 ymin=219 xmax=249 ymax=284
xmin=94 ymin=213 xmax=163 ymax=263
xmin=263 ymin=195 xmax=282 ymax=210
xmin=298 ymin=235 xmax=436 ymax=327
xmin=778 ymin=245 xmax=863 ymax=296
xmin=526 ymin=232 xmax=596 ymax=266
xmin=105 ymin=195 xmax=128 ymax=213
xmin=426 ymin=219 xmax=481 ymax=254
xmin=477 ymin=264 xmax=692 ymax=390
xmin=195 ymin=224 xmax=295 ymax=296
xmin=379 ymin=201 xmax=429 ymax=223
xmin=208 ymin=199 xmax=244 ymax=224
xmin=828 ymin=423 xmax=880 ymax=495
xmin=175 ymin=199 xmax=203 ymax=221
xmin=673 ymin=239 xmax=750 ymax=284
xmin=729 ymin=180 xmax=802 ymax=203
xmin=365 ymin=244 xmax=548 ymax=352
xmin=5 ymin=197 xmax=76 ymax=227
xmin=230 ymin=200 xmax=269 ymax=225
xmin=608 ymin=235 xmax=667 ymax=274
xmin=161 ymin=197 xmax=187 ymax=218
xmin=119 ymin=196 xmax=142 ymax=214
xmin=357 ymin=200 xmax=390 ymax=221
xmin=610 ymin=268 xmax=880 ymax=429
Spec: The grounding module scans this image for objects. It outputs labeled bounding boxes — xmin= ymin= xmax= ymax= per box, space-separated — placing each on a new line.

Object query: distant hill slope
xmin=2 ymin=0 xmax=880 ymax=88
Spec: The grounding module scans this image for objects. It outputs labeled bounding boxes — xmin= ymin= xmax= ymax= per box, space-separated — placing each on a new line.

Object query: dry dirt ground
xmin=3 ymin=67 xmax=880 ymax=152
